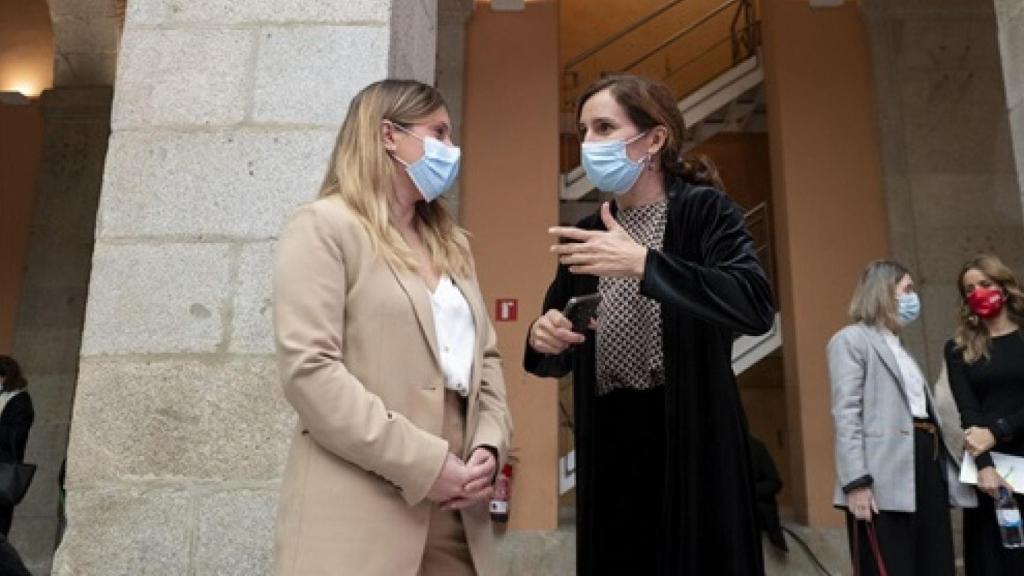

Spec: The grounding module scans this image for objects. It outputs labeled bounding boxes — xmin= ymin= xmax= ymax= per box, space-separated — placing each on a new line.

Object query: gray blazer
xmin=828 ymin=323 xmax=976 ymax=511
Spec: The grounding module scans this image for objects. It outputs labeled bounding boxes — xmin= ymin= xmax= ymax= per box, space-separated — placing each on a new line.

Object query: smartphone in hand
xmin=563 ymin=294 xmax=602 ymax=333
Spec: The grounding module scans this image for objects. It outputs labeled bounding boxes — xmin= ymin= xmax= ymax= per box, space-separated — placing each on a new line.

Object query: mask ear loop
xmin=382 ymin=121 xmax=420 ymax=168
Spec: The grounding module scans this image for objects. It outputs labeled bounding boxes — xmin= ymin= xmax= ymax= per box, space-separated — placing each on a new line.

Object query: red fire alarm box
xmin=495 ymin=299 xmax=518 ymax=322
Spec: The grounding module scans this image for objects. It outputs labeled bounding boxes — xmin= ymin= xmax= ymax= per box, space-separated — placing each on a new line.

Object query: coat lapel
xmin=387 ymin=262 xmax=441 ymax=369
xmin=861 ymin=324 xmax=909 ymax=399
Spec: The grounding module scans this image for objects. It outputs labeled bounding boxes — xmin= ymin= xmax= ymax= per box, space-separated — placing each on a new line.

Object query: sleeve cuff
xmin=842 ymin=474 xmax=874 ymax=494
xmin=393 ymin=434 xmax=450 ymax=507
xmin=470 ymin=419 xmax=508 ymax=468
xmin=976 ymin=452 xmax=996 ymax=471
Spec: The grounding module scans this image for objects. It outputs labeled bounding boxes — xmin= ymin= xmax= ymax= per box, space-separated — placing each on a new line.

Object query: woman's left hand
xmin=977 ymin=466 xmax=1010 ymax=499
xmin=443 ymin=447 xmax=497 ymax=511
xmin=965 ymin=426 xmax=997 ymax=456
xmin=549 ymin=202 xmax=647 ymax=278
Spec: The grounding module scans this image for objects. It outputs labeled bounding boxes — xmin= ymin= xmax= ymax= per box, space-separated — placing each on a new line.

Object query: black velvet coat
xmin=525 ymin=177 xmax=775 ymax=575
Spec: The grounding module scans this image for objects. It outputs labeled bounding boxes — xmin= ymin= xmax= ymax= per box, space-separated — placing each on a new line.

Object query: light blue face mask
xmin=391 ymin=123 xmax=461 ymax=203
xmin=580 ymin=131 xmax=649 ymax=195
xmin=897 ymin=292 xmax=921 ymax=326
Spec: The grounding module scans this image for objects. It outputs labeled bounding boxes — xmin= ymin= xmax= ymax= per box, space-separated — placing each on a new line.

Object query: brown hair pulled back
xmin=576 ymin=74 xmax=724 ymax=190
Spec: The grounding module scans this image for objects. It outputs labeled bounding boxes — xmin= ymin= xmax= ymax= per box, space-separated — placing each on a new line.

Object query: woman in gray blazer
xmin=828 ymin=260 xmax=974 ymax=576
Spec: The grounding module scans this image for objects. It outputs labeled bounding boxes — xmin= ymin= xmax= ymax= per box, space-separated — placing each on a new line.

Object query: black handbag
xmin=0 ymin=461 xmax=35 ymax=509
xmin=0 ymin=418 xmax=35 ymax=509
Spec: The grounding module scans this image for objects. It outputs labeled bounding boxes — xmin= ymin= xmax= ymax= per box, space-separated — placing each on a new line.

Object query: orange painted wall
xmin=0 ymin=101 xmax=45 ymax=353
xmin=762 ymin=0 xmax=889 ymax=527
xmin=461 ymin=0 xmax=560 ymax=530
xmin=693 ymin=132 xmax=772 ymax=211
xmin=0 ymin=0 xmax=53 ymax=96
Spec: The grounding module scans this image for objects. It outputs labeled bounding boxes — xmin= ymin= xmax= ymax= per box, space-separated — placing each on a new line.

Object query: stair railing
xmin=561 ymin=0 xmax=760 ymax=112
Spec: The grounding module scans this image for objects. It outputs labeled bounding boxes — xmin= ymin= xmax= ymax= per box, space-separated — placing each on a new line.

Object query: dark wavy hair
xmin=575 ymin=74 xmax=724 ymax=190
xmin=0 ymin=356 xmax=27 ymax=392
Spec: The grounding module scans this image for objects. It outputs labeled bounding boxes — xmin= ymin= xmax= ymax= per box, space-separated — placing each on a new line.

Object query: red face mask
xmin=966 ymin=286 xmax=1005 ymax=319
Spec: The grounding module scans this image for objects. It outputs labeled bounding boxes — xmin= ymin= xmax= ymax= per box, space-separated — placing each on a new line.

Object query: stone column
xmin=863 ymin=0 xmax=1024 ymax=377
xmin=10 ymin=87 xmax=112 ymax=576
xmin=436 ymin=0 xmax=474 ymax=221
xmin=52 ymin=2 xmax=438 ymax=574
xmin=995 ymin=1 xmax=1024 ymax=212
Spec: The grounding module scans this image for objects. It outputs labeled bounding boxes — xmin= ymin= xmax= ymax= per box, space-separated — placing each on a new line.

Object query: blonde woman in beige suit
xmin=273 ymin=79 xmax=512 ymax=576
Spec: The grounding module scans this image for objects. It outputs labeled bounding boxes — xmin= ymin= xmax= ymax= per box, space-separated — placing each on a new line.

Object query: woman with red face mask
xmin=946 ymin=254 xmax=1024 ymax=574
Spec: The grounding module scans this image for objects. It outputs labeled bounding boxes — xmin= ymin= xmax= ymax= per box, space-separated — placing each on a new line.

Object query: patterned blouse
xmin=595 ymin=198 xmax=668 ymax=395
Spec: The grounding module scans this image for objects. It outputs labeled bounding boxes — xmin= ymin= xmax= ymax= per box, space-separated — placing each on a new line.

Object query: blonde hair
xmin=319 ymin=79 xmax=471 ymax=278
xmin=848 ymin=260 xmax=911 ymax=331
xmin=953 ymin=254 xmax=1024 ymax=364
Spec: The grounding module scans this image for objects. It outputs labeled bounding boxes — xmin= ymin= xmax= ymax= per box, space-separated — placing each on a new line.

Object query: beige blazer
xmin=272 ymin=195 xmax=512 ymax=576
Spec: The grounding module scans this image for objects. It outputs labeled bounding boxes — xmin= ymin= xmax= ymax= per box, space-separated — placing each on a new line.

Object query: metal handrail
xmin=744 ymin=200 xmax=768 ymax=223
xmin=620 ymin=0 xmax=742 ymax=74
xmin=563 ymin=0 xmax=687 ymax=72
xmin=659 ymin=23 xmax=747 ymax=83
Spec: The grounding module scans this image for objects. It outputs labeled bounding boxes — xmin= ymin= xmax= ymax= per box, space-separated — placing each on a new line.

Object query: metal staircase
xmin=560 ymin=0 xmax=765 ymax=202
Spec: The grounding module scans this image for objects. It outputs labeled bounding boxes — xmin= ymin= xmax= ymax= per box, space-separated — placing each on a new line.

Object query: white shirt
xmin=880 ymin=329 xmax=929 ymax=418
xmin=429 ymin=276 xmax=476 ymax=397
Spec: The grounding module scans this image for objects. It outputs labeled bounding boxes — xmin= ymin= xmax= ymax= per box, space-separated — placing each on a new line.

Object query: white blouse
xmin=881 ymin=329 xmax=929 ymax=419
xmin=429 ymin=276 xmax=476 ymax=397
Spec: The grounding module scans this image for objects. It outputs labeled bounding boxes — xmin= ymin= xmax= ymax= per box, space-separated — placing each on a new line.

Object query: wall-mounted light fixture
xmin=0 ymin=73 xmax=47 ymax=98
xmin=491 ymin=0 xmax=525 ymax=12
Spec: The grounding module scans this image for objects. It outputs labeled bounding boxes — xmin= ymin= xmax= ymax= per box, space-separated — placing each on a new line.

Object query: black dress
xmin=0 ymin=391 xmax=34 ymax=537
xmin=946 ymin=331 xmax=1024 ymax=575
xmin=524 ymin=177 xmax=775 ymax=575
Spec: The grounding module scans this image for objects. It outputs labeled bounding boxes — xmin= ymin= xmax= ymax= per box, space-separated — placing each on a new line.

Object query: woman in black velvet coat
xmin=0 ymin=356 xmax=34 ymax=537
xmin=524 ymin=75 xmax=775 ymax=575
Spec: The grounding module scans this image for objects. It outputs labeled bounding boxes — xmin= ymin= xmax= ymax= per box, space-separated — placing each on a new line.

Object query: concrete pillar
xmin=9 ymin=87 xmax=111 ymax=576
xmin=863 ymin=0 xmax=1024 ymax=377
xmin=436 ymin=0 xmax=474 ymax=221
xmin=46 ymin=0 xmax=120 ymax=86
xmin=461 ymin=0 xmax=560 ymax=531
xmin=52 ymin=2 xmax=438 ymax=574
xmin=761 ymin=0 xmax=889 ymax=527
xmin=995 ymin=0 xmax=1024 ymax=215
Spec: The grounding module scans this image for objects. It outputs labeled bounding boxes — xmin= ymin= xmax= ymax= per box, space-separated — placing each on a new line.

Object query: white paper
xmin=960 ymin=451 xmax=1024 ymax=494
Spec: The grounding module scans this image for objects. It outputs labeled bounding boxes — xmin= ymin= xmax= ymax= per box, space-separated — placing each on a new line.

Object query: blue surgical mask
xmin=897 ymin=292 xmax=921 ymax=326
xmin=391 ymin=124 xmax=461 ymax=202
xmin=580 ymin=132 xmax=649 ymax=195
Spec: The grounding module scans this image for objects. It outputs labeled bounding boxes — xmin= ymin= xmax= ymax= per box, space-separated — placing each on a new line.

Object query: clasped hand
xmin=427 ymin=447 xmax=496 ymax=510
xmin=964 ymin=426 xmax=996 ymax=457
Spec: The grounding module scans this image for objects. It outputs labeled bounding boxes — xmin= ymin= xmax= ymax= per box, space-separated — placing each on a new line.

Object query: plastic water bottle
xmin=996 ymin=487 xmax=1024 ymax=549
xmin=489 ymin=463 xmax=513 ymax=523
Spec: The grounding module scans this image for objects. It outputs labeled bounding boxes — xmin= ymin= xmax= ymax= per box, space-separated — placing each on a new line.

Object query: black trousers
xmin=0 ymin=505 xmax=12 ymax=538
xmin=963 ymin=488 xmax=1024 ymax=575
xmin=592 ymin=386 xmax=665 ymax=576
xmin=845 ymin=427 xmax=955 ymax=576
xmin=0 ymin=534 xmax=30 ymax=576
